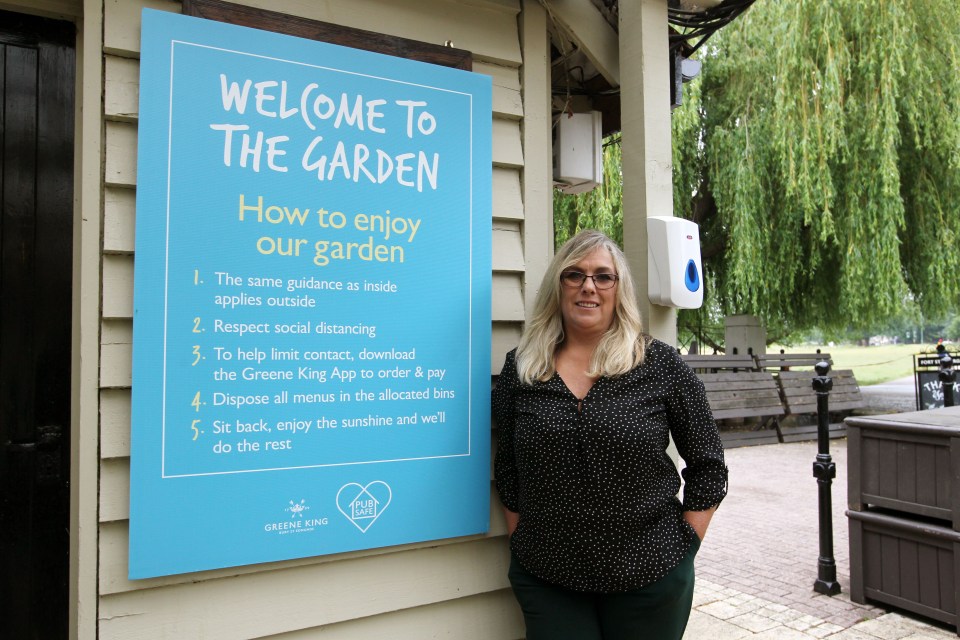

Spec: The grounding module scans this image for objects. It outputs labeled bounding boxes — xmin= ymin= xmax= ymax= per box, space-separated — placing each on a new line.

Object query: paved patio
xmin=687 ymin=436 xmax=957 ymax=639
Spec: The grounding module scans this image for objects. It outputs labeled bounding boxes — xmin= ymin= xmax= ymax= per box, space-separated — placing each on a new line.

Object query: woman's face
xmin=559 ymin=247 xmax=618 ymax=338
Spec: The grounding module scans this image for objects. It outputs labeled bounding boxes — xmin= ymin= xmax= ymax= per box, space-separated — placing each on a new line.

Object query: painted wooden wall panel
xmin=100 ymin=389 xmax=132 ymax=459
xmin=492 ymin=118 xmax=524 ymax=168
xmin=491 ymin=322 xmax=522 ymax=375
xmin=492 ymin=273 xmax=524 ymax=322
xmin=104 ymin=55 xmax=139 ymax=122
xmin=104 ymin=121 xmax=137 ymax=188
xmin=273 ymin=590 xmax=524 ymax=640
xmin=476 ymin=61 xmax=522 ymax=119
xmin=104 ymin=0 xmax=522 ymax=65
xmin=103 ymin=0 xmax=180 ymax=57
xmin=104 ymin=56 xmax=522 ymax=121
xmin=101 ymin=320 xmax=133 ymax=388
xmin=97 ymin=0 xmax=530 ymax=636
xmin=99 ymin=483 xmax=507 ymax=595
xmin=104 ymin=187 xmax=136 ymax=254
xmin=493 ymin=168 xmax=523 ymax=221
xmin=492 ymin=220 xmax=524 ymax=272
xmin=99 ymin=458 xmax=129 ymax=523
xmin=99 ymin=537 xmax=511 ymax=639
xmin=102 ymin=255 xmax=134 ymax=319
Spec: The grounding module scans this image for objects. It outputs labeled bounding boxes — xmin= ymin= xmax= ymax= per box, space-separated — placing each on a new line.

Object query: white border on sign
xmin=159 ymin=40 xmax=477 ymax=478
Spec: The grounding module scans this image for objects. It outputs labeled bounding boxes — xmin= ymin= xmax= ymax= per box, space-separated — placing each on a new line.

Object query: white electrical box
xmin=554 ymin=110 xmax=602 ymax=194
xmin=647 ymin=216 xmax=704 ymax=309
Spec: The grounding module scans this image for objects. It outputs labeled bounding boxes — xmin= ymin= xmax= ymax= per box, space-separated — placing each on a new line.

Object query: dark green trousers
xmin=508 ymin=538 xmax=699 ymax=640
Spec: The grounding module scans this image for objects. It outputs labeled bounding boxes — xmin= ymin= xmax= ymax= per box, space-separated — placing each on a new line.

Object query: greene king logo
xmin=336 ymin=481 xmax=392 ymax=533
xmin=287 ymin=499 xmax=309 ymax=518
xmin=263 ymin=498 xmax=328 ymax=535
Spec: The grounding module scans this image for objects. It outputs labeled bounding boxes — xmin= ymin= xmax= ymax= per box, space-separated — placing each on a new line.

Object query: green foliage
xmin=946 ymin=316 xmax=960 ymax=342
xmin=553 ymin=2 xmax=960 ymax=340
xmin=673 ymin=0 xmax=960 ymax=333
xmin=553 ymin=141 xmax=623 ymax=249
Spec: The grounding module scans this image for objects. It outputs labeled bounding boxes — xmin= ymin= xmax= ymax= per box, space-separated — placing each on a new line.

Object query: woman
xmin=493 ymin=230 xmax=727 ymax=640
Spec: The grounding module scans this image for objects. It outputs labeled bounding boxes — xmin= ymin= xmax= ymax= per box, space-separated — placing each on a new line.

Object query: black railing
xmin=812 ymin=360 xmax=841 ymax=596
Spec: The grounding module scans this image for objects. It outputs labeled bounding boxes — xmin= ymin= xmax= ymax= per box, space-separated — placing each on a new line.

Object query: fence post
xmin=940 ymin=353 xmax=956 ymax=408
xmin=812 ymin=360 xmax=841 ymax=595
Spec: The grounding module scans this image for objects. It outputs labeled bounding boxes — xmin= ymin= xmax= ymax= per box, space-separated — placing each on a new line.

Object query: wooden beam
xmin=521 ymin=0 xmax=554 ymax=319
xmin=73 ymin=1 xmax=104 ymax=636
xmin=620 ymin=0 xmax=675 ymax=344
xmin=182 ymin=0 xmax=473 ymax=70
xmin=541 ymin=0 xmax=619 ymax=86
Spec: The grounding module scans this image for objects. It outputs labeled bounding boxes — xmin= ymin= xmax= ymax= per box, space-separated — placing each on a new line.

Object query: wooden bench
xmin=682 ymin=355 xmax=785 ymax=442
xmin=682 ymin=354 xmax=758 ymax=373
xmin=756 ymin=351 xmax=865 ymax=416
xmin=755 ymin=351 xmax=831 ymax=371
xmin=776 ymin=369 xmax=865 ymax=416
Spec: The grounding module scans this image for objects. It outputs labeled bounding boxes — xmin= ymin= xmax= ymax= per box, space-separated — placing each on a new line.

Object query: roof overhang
xmin=542 ymin=0 xmax=755 ymax=136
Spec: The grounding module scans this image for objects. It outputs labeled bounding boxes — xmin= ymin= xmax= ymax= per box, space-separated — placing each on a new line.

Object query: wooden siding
xmin=102 ymin=55 xmax=523 ymax=122
xmin=492 ymin=273 xmax=524 ymax=322
xmin=104 ymin=0 xmax=522 ymax=64
xmin=98 ymin=482 xmax=508 ymax=596
xmin=492 ymin=168 xmax=523 ymax=220
xmin=103 ymin=55 xmax=139 ymax=121
xmin=266 ymin=590 xmax=523 ymax=640
xmin=104 ymin=121 xmax=137 ymax=187
xmin=99 ymin=537 xmax=514 ymax=639
xmin=98 ymin=0 xmax=529 ymax=637
xmin=100 ymin=319 xmax=132 ymax=388
xmin=491 ymin=322 xmax=522 ymax=374
xmin=102 ymin=255 xmax=133 ymax=319
xmin=100 ymin=389 xmax=131 ymax=459
xmin=103 ymin=187 xmax=136 ymax=253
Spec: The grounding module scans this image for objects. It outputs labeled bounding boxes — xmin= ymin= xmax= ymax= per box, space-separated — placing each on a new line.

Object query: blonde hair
xmin=515 ymin=230 xmax=647 ymax=384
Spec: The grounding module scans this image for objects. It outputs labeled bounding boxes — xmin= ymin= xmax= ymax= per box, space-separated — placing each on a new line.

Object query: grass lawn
xmin=770 ymin=343 xmax=942 ymax=386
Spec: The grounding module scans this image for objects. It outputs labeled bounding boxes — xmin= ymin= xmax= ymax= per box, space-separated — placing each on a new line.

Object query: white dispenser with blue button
xmin=647 ymin=216 xmax=704 ymax=309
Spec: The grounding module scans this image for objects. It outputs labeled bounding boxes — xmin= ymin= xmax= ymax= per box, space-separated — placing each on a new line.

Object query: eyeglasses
xmin=560 ymin=271 xmax=619 ymax=289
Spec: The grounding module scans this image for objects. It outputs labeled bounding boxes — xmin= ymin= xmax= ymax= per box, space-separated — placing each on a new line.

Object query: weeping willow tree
xmin=559 ymin=2 xmax=960 ymax=339
xmin=673 ymin=0 xmax=960 ymax=334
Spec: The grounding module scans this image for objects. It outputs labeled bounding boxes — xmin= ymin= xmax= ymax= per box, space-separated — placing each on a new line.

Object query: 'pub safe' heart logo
xmin=336 ymin=481 xmax=392 ymax=533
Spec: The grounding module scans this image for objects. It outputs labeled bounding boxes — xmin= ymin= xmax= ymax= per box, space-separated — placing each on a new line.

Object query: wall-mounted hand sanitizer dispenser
xmin=647 ymin=216 xmax=704 ymax=309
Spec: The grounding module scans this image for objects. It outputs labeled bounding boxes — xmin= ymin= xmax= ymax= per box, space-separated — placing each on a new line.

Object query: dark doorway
xmin=0 ymin=10 xmax=75 ymax=639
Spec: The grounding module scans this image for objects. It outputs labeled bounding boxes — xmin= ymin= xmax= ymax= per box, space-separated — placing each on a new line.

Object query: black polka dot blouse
xmin=493 ymin=337 xmax=728 ymax=593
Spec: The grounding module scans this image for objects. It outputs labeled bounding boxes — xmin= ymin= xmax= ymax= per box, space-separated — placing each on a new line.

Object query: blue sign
xmin=130 ymin=9 xmax=491 ymax=579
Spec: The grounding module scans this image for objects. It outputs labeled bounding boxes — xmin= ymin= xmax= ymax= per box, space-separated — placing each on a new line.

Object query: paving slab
xmin=686 ymin=437 xmax=958 ymax=639
xmin=686 ymin=610 xmax=754 ymax=639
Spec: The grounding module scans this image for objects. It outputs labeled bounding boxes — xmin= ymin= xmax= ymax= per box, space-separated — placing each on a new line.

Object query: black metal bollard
xmin=812 ymin=360 xmax=841 ymax=595
xmin=940 ymin=353 xmax=956 ymax=408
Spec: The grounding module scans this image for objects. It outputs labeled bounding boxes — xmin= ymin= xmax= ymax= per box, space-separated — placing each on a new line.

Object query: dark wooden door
xmin=0 ymin=10 xmax=75 ymax=639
